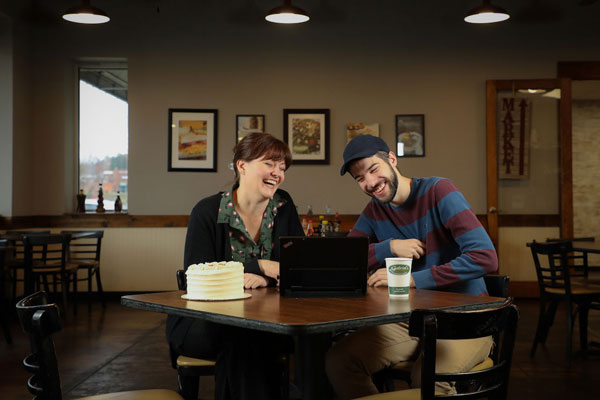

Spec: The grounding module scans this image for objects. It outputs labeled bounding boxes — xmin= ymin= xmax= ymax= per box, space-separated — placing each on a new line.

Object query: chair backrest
xmin=5 ymin=230 xmax=51 ymax=262
xmin=176 ymin=269 xmax=186 ymax=290
xmin=483 ymin=274 xmax=510 ymax=297
xmin=408 ymin=298 xmax=519 ymax=400
xmin=23 ymin=233 xmax=72 ymax=270
xmin=60 ymin=230 xmax=103 ymax=263
xmin=528 ymin=241 xmax=574 ymax=295
xmin=545 ymin=237 xmax=593 ymax=278
xmin=16 ymin=291 xmax=63 ymax=400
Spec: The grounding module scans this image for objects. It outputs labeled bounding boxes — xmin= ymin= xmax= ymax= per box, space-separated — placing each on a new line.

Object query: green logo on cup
xmin=389 ymin=264 xmax=411 ymax=275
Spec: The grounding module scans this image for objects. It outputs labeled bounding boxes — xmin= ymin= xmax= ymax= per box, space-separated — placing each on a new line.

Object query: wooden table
xmin=121 ymin=287 xmax=504 ymax=400
xmin=571 ymin=241 xmax=600 ymax=254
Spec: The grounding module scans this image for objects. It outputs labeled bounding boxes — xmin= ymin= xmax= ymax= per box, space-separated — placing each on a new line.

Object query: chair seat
xmin=469 ymin=356 xmax=493 ymax=372
xmin=546 ymin=283 xmax=600 ymax=296
xmin=176 ymin=355 xmax=215 ymax=368
xmin=356 ymin=388 xmax=446 ymax=400
xmin=386 ymin=355 xmax=492 ymax=376
xmin=572 ymin=275 xmax=600 ymax=286
xmin=73 ymin=259 xmax=100 ymax=267
xmin=76 ymin=389 xmax=183 ymax=400
xmin=388 ymin=360 xmax=413 ymax=372
xmin=32 ymin=262 xmax=79 ymax=273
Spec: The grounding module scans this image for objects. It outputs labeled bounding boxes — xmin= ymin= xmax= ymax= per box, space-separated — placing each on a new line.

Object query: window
xmin=78 ymin=66 xmax=128 ymax=211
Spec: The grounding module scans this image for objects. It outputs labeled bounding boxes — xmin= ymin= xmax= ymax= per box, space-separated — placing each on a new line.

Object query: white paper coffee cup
xmin=385 ymin=257 xmax=412 ymax=298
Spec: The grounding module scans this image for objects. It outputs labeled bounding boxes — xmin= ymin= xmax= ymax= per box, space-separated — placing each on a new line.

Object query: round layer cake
xmin=185 ymin=261 xmax=244 ymax=300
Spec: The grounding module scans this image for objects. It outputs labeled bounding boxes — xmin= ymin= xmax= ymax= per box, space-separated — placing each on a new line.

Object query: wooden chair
xmin=16 ymin=291 xmax=182 ymax=400
xmin=23 ymin=233 xmax=79 ymax=315
xmin=4 ymin=230 xmax=50 ymax=303
xmin=546 ymin=237 xmax=600 ymax=279
xmin=171 ymin=269 xmax=292 ymax=399
xmin=357 ymin=298 xmax=519 ymax=400
xmin=372 ymin=274 xmax=510 ymax=392
xmin=61 ymin=230 xmax=105 ymax=313
xmin=528 ymin=240 xmax=600 ymax=363
xmin=170 ymin=269 xmax=216 ymax=400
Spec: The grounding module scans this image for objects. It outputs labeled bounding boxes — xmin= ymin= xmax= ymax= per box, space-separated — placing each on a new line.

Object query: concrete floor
xmin=1 ymin=297 xmax=599 ymax=400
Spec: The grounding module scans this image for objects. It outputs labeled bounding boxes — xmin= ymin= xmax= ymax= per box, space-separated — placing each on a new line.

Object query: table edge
xmin=121 ymin=293 xmax=506 ymax=335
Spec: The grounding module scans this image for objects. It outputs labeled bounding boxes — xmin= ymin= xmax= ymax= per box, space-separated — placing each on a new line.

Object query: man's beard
xmin=366 ymin=163 xmax=399 ymax=203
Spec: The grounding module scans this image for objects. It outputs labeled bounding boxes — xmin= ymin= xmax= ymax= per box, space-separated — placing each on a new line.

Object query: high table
xmin=121 ymin=287 xmax=504 ymax=400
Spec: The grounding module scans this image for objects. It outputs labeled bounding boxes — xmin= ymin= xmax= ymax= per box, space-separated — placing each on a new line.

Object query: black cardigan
xmin=166 ymin=188 xmax=304 ymax=348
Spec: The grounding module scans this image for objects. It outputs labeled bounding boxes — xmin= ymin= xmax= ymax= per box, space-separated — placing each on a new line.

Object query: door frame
xmin=485 ymin=78 xmax=573 ymax=250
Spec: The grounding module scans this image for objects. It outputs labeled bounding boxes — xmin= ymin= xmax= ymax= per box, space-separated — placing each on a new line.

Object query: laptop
xmin=279 ymin=236 xmax=368 ymax=298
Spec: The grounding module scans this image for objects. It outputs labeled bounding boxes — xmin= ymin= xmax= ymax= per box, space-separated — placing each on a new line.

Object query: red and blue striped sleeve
xmin=412 ymin=179 xmax=498 ymax=290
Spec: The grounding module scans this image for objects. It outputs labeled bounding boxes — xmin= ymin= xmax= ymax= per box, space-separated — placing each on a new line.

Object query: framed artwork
xmin=283 ymin=109 xmax=330 ymax=165
xmin=395 ymin=114 xmax=425 ymax=157
xmin=168 ymin=109 xmax=218 ymax=172
xmin=346 ymin=122 xmax=380 ymax=143
xmin=236 ymin=114 xmax=265 ymax=143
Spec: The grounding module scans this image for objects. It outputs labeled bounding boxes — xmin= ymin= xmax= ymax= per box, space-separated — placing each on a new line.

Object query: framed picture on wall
xmin=236 ymin=114 xmax=265 ymax=143
xmin=168 ymin=109 xmax=218 ymax=172
xmin=283 ymin=109 xmax=330 ymax=165
xmin=346 ymin=122 xmax=380 ymax=143
xmin=395 ymin=114 xmax=425 ymax=157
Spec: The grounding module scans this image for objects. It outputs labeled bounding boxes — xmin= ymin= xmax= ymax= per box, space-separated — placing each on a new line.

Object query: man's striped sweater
xmin=349 ymin=177 xmax=498 ymax=295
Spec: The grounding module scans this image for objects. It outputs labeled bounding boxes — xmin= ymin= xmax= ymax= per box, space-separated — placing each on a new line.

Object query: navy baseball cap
xmin=340 ymin=135 xmax=390 ymax=176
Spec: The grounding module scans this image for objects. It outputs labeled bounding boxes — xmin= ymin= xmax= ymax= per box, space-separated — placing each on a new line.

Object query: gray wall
xmin=4 ymin=0 xmax=600 ymax=216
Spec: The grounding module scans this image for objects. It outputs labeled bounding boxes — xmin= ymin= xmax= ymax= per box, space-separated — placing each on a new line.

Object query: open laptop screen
xmin=279 ymin=236 xmax=368 ymax=298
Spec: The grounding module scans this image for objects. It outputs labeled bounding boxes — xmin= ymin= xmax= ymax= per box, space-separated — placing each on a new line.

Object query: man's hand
xmin=368 ymin=268 xmax=417 ymax=288
xmin=367 ymin=268 xmax=388 ymax=287
xmin=244 ymin=273 xmax=268 ymax=289
xmin=257 ymin=260 xmax=280 ymax=279
xmin=390 ymin=239 xmax=425 ymax=259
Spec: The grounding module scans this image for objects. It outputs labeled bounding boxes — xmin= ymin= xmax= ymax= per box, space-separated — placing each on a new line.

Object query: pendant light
xmin=63 ymin=0 xmax=110 ymax=24
xmin=265 ymin=0 xmax=310 ymax=24
xmin=464 ymin=0 xmax=510 ymax=24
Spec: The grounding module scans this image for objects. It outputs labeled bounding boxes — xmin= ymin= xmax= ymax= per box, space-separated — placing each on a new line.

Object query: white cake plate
xmin=181 ymin=293 xmax=252 ymax=301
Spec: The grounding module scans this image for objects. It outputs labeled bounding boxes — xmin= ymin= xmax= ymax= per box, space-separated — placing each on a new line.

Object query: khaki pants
xmin=325 ymin=322 xmax=493 ymax=400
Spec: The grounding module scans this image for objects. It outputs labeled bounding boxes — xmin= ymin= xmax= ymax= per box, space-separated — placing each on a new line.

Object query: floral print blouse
xmin=216 ymin=186 xmax=286 ymax=264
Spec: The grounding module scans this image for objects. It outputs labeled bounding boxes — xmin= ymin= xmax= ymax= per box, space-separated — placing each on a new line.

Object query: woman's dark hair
xmin=232 ymin=132 xmax=292 ymax=180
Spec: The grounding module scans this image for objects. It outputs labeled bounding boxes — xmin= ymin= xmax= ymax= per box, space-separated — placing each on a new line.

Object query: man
xmin=325 ymin=134 xmax=498 ymax=399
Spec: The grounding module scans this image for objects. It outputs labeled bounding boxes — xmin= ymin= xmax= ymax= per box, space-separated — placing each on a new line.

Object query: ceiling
xmin=80 ymin=68 xmax=128 ymax=102
xmin=2 ymin=0 xmax=599 ymax=27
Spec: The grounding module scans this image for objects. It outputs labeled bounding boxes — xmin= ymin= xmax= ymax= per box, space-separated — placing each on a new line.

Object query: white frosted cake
xmin=185 ymin=261 xmax=245 ymax=300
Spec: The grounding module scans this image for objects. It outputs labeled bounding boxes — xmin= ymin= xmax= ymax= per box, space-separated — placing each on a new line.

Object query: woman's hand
xmin=244 ymin=273 xmax=269 ymax=289
xmin=257 ymin=259 xmax=280 ymax=279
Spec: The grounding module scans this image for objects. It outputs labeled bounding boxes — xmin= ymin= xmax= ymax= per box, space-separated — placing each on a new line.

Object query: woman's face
xmin=237 ymin=156 xmax=286 ymax=199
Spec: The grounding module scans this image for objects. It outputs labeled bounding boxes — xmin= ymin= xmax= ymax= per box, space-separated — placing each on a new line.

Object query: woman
xmin=166 ymin=132 xmax=304 ymax=400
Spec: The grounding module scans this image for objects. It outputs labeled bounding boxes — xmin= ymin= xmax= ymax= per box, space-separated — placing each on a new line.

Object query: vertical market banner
xmin=498 ymin=96 xmax=531 ymax=179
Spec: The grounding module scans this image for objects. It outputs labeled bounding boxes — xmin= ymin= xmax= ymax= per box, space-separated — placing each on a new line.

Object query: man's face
xmin=348 ymin=153 xmax=399 ymax=203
